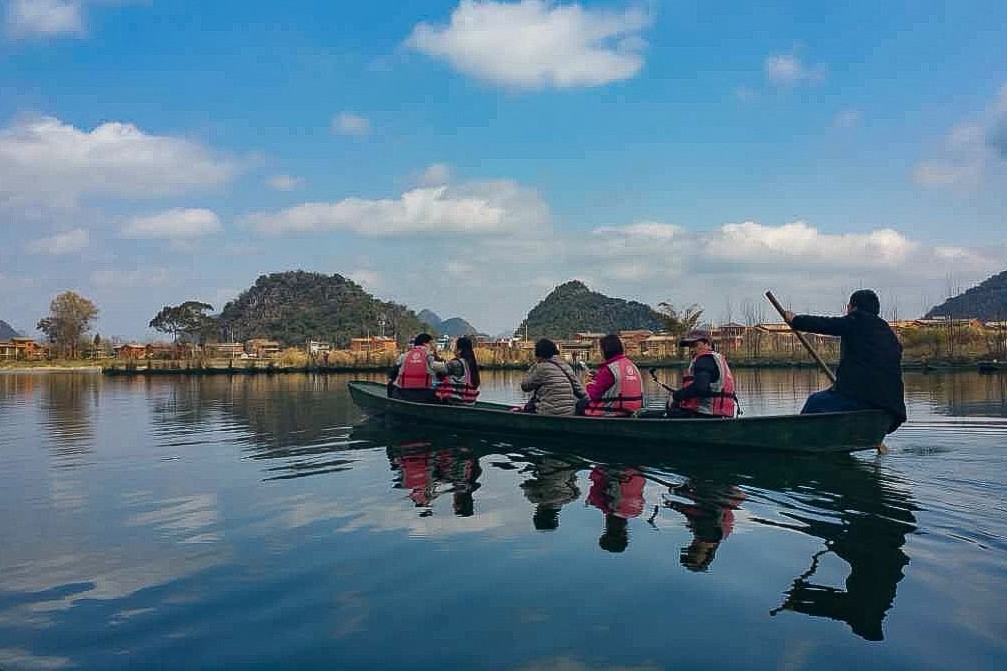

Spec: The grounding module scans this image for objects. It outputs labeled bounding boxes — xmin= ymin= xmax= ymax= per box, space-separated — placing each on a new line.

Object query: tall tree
xmin=656 ymin=302 xmax=704 ymax=336
xmin=149 ymin=301 xmax=215 ymax=344
xmin=37 ymin=291 xmax=99 ymax=358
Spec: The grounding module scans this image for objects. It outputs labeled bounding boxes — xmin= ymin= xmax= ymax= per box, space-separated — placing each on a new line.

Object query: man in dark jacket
xmin=783 ymin=289 xmax=907 ymax=433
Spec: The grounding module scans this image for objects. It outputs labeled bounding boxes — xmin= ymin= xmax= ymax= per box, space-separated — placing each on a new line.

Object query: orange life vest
xmin=584 ymin=357 xmax=644 ymax=417
xmin=678 ymin=351 xmax=737 ymax=418
xmin=394 ymin=346 xmax=432 ymax=389
xmin=434 ymin=358 xmax=480 ymax=404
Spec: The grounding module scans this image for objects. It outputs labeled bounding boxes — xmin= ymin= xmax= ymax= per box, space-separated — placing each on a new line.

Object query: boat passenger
xmin=783 ymin=289 xmax=906 ymax=433
xmin=577 ymin=334 xmax=644 ymax=417
xmin=432 ymin=336 xmax=481 ymax=405
xmin=517 ymin=338 xmax=588 ymax=416
xmin=389 ymin=333 xmax=439 ymax=403
xmin=587 ymin=466 xmax=646 ymax=553
xmin=666 ymin=329 xmax=739 ymax=419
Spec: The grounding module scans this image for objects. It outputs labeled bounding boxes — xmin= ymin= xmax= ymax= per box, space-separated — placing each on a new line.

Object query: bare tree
xmin=37 ymin=291 xmax=99 ymax=359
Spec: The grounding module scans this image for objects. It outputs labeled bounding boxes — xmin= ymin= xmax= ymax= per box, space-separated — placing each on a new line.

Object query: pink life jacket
xmin=434 ymin=358 xmax=479 ymax=404
xmin=584 ymin=357 xmax=644 ymax=417
xmin=395 ymin=346 xmax=432 ymax=390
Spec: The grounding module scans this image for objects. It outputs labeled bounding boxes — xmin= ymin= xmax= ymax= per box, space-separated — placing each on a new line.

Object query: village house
xmin=348 ymin=336 xmax=397 ymax=355
xmin=247 ymin=339 xmax=282 ymax=359
xmin=0 ymin=337 xmax=44 ymax=360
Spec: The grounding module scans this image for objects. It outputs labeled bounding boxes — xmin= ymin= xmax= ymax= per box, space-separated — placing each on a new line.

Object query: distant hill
xmin=0 ymin=319 xmax=20 ymax=340
xmin=418 ymin=309 xmax=480 ymax=337
xmin=516 ymin=280 xmax=663 ymax=340
xmin=925 ymin=269 xmax=1007 ymax=320
xmin=217 ymin=270 xmax=429 ymax=347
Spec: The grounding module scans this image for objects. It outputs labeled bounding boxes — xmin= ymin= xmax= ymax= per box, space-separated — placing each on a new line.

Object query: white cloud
xmin=90 ymin=267 xmax=173 ymax=287
xmin=405 ymin=0 xmax=650 ymax=89
xmin=0 ymin=116 xmax=238 ymax=206
xmin=831 ymin=108 xmax=863 ymax=129
xmin=5 ymin=0 xmax=83 ymax=38
xmin=764 ymin=52 xmax=825 ymax=87
xmin=704 ymin=221 xmax=917 ymax=267
xmin=331 ymin=112 xmax=371 ymax=137
xmin=26 ymin=228 xmax=89 ymax=255
xmin=418 ymin=163 xmax=451 ymax=187
xmin=120 ymin=208 xmax=222 ymax=240
xmin=913 ymin=84 xmax=1007 ymax=191
xmin=266 ymin=174 xmax=304 ymax=191
xmin=245 ymin=179 xmax=549 ymax=236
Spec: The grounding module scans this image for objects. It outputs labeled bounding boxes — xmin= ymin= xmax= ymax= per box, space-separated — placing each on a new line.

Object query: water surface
xmin=1 ymin=369 xmax=1005 ymax=669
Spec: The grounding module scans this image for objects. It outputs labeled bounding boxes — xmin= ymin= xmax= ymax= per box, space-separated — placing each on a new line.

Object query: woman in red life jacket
xmin=388 ymin=333 xmax=439 ymax=403
xmin=666 ymin=329 xmax=738 ymax=419
xmin=433 ymin=336 xmax=481 ymax=405
xmin=577 ymin=334 xmax=644 ymax=417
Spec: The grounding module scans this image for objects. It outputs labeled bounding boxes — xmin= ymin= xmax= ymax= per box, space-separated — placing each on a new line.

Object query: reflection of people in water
xmin=587 ymin=466 xmax=646 ymax=553
xmin=519 ymin=457 xmax=581 ymax=531
xmin=769 ymin=485 xmax=915 ymax=641
xmin=387 ymin=444 xmax=482 ymax=517
xmin=663 ymin=479 xmax=746 ymax=572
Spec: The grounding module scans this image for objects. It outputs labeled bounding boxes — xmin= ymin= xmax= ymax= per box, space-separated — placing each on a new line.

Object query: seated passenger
xmin=388 ymin=333 xmax=439 ymax=403
xmin=433 ymin=336 xmax=481 ymax=405
xmin=577 ymin=334 xmax=643 ymax=417
xmin=518 ymin=339 xmax=588 ymax=416
xmin=666 ymin=329 xmax=738 ymax=419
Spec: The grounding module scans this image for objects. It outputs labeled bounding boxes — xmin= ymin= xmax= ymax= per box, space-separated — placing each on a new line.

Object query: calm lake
xmin=1 ymin=368 xmax=1005 ymax=670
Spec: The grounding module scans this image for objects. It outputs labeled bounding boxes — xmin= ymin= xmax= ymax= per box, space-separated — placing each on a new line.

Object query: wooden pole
xmin=764 ymin=291 xmax=837 ymax=384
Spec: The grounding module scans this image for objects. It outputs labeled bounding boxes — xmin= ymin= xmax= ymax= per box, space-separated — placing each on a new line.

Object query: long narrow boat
xmin=347 ymin=381 xmax=890 ymax=453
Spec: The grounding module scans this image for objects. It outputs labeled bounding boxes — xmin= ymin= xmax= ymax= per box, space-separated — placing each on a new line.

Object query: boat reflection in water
xmin=352 ymin=419 xmax=917 ymax=642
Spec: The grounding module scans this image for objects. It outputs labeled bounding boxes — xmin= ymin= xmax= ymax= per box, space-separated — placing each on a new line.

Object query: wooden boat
xmin=347 ymin=381 xmax=890 ymax=453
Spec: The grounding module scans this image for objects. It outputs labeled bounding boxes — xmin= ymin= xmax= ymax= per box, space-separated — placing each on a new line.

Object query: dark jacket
xmin=791 ymin=309 xmax=907 ymax=432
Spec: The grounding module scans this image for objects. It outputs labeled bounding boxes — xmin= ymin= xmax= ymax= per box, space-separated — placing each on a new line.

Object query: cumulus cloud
xmin=417 ymin=163 xmax=451 ymax=187
xmin=914 ymin=84 xmax=1007 ymax=190
xmin=831 ymin=108 xmax=863 ymax=129
xmin=5 ymin=0 xmax=83 ymax=38
xmin=25 ymin=227 xmax=89 ymax=255
xmin=764 ymin=52 xmax=825 ymax=87
xmin=331 ymin=112 xmax=371 ymax=137
xmin=244 ymin=179 xmax=549 ymax=236
xmin=405 ymin=0 xmax=651 ymax=89
xmin=0 ymin=116 xmax=238 ymax=206
xmin=120 ymin=208 xmax=222 ymax=239
xmin=266 ymin=174 xmax=304 ymax=191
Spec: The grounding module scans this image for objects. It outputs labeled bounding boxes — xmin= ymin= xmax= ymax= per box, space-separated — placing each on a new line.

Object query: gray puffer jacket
xmin=520 ymin=357 xmax=588 ymax=416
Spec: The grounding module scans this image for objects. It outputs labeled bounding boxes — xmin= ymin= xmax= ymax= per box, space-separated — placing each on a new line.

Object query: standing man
xmin=667 ymin=329 xmax=738 ymax=419
xmin=783 ymin=289 xmax=906 ymax=433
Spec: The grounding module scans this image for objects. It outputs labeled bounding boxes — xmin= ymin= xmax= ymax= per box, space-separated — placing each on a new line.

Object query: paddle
xmin=764 ymin=290 xmax=837 ymax=384
xmin=648 ymin=367 xmax=676 ymax=394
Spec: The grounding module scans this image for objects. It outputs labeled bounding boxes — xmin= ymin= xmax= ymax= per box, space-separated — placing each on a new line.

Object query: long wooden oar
xmin=764 ymin=290 xmax=837 ymax=384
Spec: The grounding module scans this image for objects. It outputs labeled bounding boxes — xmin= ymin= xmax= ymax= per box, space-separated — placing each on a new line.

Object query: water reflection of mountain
xmin=350 ymin=421 xmax=918 ymax=642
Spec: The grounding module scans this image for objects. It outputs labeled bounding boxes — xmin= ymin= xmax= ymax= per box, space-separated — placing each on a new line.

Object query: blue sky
xmin=1 ymin=0 xmax=1005 ymax=340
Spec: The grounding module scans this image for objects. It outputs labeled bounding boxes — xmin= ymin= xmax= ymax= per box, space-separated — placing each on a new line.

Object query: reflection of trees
xmin=904 ymin=371 xmax=1007 ymax=417
xmin=39 ymin=372 xmax=98 ymax=462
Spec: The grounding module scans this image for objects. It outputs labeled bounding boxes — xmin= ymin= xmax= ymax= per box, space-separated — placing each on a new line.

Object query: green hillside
xmin=516 ymin=280 xmax=663 ymax=340
xmin=217 ymin=271 xmax=429 ymax=347
xmin=925 ymin=270 xmax=1007 ymax=320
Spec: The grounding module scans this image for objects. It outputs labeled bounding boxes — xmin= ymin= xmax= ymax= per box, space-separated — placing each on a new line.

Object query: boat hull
xmin=347 ymin=381 xmax=890 ymax=453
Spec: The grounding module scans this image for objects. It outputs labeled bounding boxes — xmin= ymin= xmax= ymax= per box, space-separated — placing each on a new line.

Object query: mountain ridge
xmin=516 ymin=280 xmax=663 ymax=339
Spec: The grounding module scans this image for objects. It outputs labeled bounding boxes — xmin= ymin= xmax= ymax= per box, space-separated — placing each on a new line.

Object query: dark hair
xmin=849 ymin=289 xmax=881 ymax=316
xmin=599 ymin=334 xmax=624 ymax=360
xmin=534 ymin=338 xmax=559 ymax=359
xmin=455 ymin=336 xmax=480 ymax=387
xmin=413 ymin=333 xmax=433 ymax=346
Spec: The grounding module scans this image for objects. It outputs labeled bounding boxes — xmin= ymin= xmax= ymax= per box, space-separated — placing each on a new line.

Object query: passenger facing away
xmin=577 ymin=334 xmax=644 ymax=417
xmin=389 ymin=333 xmax=439 ymax=403
xmin=666 ymin=329 xmax=739 ymax=419
xmin=434 ymin=336 xmax=481 ymax=405
xmin=518 ymin=338 xmax=588 ymax=416
xmin=783 ymin=289 xmax=907 ymax=433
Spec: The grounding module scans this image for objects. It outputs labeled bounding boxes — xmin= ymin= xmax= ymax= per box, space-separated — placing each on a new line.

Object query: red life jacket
xmin=395 ymin=346 xmax=432 ymax=389
xmin=434 ymin=358 xmax=480 ymax=404
xmin=584 ymin=356 xmax=644 ymax=417
xmin=587 ymin=467 xmax=646 ymax=518
xmin=678 ymin=351 xmax=737 ymax=418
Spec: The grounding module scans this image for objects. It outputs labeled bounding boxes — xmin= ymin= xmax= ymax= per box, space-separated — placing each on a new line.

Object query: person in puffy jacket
xmin=518 ymin=339 xmax=587 ymax=416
